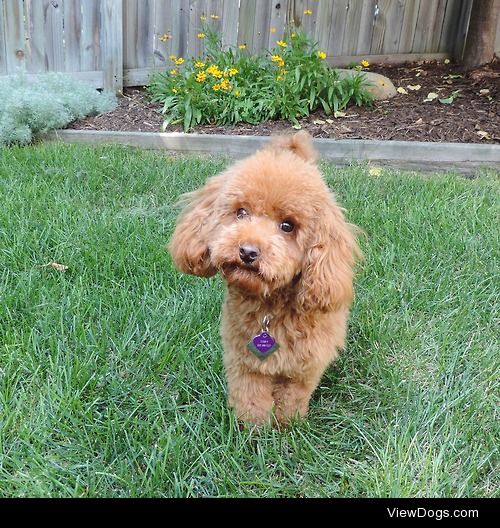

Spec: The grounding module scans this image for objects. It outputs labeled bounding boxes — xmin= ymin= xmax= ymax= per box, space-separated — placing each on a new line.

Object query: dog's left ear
xmin=297 ymin=195 xmax=361 ymax=313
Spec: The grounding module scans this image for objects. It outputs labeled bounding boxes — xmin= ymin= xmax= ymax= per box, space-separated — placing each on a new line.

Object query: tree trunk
xmin=462 ymin=0 xmax=500 ymax=70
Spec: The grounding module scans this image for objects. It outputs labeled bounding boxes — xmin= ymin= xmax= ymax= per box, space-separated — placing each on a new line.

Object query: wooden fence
xmin=1 ymin=0 xmax=498 ymax=91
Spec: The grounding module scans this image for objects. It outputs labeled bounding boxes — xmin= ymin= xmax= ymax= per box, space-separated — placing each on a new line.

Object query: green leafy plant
xmin=148 ymin=27 xmax=372 ymax=131
xmin=0 ymin=73 xmax=117 ymax=145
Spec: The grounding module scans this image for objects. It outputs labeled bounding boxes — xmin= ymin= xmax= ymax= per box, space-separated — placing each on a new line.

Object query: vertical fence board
xmin=439 ymin=0 xmax=460 ymax=53
xmin=137 ymin=0 xmax=154 ymax=67
xmin=25 ymin=0 xmax=46 ymax=72
xmin=123 ymin=0 xmax=138 ymax=69
xmin=412 ymin=0 xmax=439 ymax=52
xmin=297 ymin=0 xmax=319 ymax=37
xmin=238 ymin=0 xmax=256 ymax=51
xmin=64 ymin=0 xmax=82 ymax=72
xmin=3 ymin=0 xmax=25 ymax=71
xmin=252 ymin=0 xmax=272 ymax=53
xmin=381 ymin=0 xmax=406 ymax=54
xmin=328 ymin=0 xmax=349 ymax=55
xmin=496 ymin=8 xmax=500 ymax=53
xmin=44 ymin=0 xmax=65 ymax=71
xmin=429 ymin=0 xmax=449 ymax=51
xmin=399 ymin=0 xmax=420 ymax=53
xmin=453 ymin=0 xmax=472 ymax=60
xmin=0 ymin=0 xmax=6 ymax=73
xmin=101 ymin=0 xmax=123 ymax=91
xmin=187 ymin=0 xmax=208 ymax=58
xmin=166 ymin=0 xmax=189 ymax=59
xmin=315 ymin=0 xmax=335 ymax=53
xmin=342 ymin=0 xmax=365 ymax=55
xmin=356 ymin=0 xmax=377 ymax=55
xmin=267 ymin=0 xmax=287 ymax=48
xmin=154 ymin=0 xmax=173 ymax=66
xmin=222 ymin=0 xmax=240 ymax=49
xmin=81 ymin=0 xmax=100 ymax=70
xmin=371 ymin=0 xmax=392 ymax=54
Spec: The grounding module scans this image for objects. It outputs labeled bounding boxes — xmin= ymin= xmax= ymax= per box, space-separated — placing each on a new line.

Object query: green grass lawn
xmin=0 ymin=143 xmax=498 ymax=497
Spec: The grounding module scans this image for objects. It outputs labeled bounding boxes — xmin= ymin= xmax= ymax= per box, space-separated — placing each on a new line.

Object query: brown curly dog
xmin=169 ymin=131 xmax=361 ymax=425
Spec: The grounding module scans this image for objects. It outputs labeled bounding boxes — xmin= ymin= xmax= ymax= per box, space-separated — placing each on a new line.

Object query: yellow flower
xmin=238 ymin=44 xmax=246 ymax=49
xmin=271 ymin=55 xmax=285 ymax=67
xmin=277 ymin=75 xmax=283 ymax=81
xmin=172 ymin=88 xmax=178 ymax=94
xmin=361 ymin=59 xmax=370 ymax=68
xmin=291 ymin=33 xmax=297 ymax=38
xmin=318 ymin=51 xmax=326 ymax=60
xmin=169 ymin=54 xmax=177 ymax=61
xmin=196 ymin=72 xmax=207 ymax=82
xmin=200 ymin=15 xmax=207 ymax=21
xmin=233 ymin=89 xmax=240 ymax=96
xmin=276 ymin=40 xmax=287 ymax=48
xmin=212 ymin=84 xmax=221 ymax=91
xmin=159 ymin=34 xmax=171 ymax=42
xmin=210 ymin=14 xmax=219 ymax=19
xmin=304 ymin=9 xmax=313 ymax=15
xmin=169 ymin=69 xmax=178 ymax=75
xmin=197 ymin=33 xmax=206 ymax=39
xmin=369 ymin=167 xmax=382 ymax=177
xmin=270 ymin=27 xmax=276 ymax=33
xmin=206 ymin=64 xmax=223 ymax=78
xmin=220 ymin=79 xmax=231 ymax=90
xmin=174 ymin=57 xmax=184 ymax=65
xmin=195 ymin=61 xmax=206 ymax=68
xmin=227 ymin=68 xmax=239 ymax=76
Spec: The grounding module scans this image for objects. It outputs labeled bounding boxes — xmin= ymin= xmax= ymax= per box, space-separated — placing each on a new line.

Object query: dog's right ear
xmin=267 ymin=131 xmax=318 ymax=162
xmin=168 ymin=173 xmax=226 ymax=277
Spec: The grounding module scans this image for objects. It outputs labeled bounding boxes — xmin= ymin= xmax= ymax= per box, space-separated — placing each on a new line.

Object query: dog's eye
xmin=236 ymin=208 xmax=249 ymax=219
xmin=280 ymin=220 xmax=294 ymax=233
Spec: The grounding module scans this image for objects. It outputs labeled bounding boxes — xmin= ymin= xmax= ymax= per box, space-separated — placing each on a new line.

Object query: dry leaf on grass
xmin=397 ymin=87 xmax=408 ymax=95
xmin=369 ymin=167 xmax=382 ymax=176
xmin=44 ymin=261 xmax=69 ymax=272
xmin=407 ymin=84 xmax=421 ymax=91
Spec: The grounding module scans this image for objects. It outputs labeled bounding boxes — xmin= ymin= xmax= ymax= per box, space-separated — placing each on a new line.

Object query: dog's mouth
xmin=221 ymin=262 xmax=262 ymax=278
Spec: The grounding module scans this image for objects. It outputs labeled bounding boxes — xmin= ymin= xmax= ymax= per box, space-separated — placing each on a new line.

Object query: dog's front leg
xmin=225 ymin=364 xmax=274 ymax=425
xmin=272 ymin=373 xmax=322 ymax=424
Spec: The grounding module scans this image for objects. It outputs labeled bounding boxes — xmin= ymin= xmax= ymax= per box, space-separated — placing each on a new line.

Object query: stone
xmin=336 ymin=69 xmax=397 ymax=100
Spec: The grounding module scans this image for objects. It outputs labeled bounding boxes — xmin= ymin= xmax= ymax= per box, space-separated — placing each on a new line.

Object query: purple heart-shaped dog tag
xmin=247 ymin=332 xmax=279 ymax=360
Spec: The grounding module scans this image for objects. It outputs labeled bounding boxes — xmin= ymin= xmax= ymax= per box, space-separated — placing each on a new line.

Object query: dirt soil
xmin=68 ymin=60 xmax=500 ymax=144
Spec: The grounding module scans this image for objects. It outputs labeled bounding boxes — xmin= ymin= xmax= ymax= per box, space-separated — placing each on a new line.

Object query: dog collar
xmin=246 ymin=314 xmax=280 ymax=360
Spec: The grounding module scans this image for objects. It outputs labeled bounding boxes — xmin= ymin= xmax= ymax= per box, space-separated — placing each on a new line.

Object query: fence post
xmin=101 ymin=0 xmax=123 ymax=93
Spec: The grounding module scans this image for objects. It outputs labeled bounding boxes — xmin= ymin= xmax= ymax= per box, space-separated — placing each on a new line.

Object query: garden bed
xmin=68 ymin=60 xmax=500 ymax=145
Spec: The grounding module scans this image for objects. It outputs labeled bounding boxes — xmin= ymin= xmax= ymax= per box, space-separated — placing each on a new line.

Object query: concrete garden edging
xmin=44 ymin=130 xmax=500 ymax=174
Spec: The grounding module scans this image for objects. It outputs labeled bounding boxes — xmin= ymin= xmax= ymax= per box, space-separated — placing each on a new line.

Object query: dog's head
xmin=169 ymin=131 xmax=360 ymax=311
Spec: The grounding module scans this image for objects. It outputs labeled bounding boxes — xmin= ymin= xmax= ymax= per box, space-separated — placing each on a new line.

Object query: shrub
xmin=148 ymin=28 xmax=372 ymax=131
xmin=0 ymin=73 xmax=117 ymax=145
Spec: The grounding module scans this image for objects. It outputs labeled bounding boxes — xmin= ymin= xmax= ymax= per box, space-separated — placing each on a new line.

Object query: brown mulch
xmin=68 ymin=60 xmax=500 ymax=144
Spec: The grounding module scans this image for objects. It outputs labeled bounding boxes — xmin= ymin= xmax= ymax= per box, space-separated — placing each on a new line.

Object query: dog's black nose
xmin=239 ymin=244 xmax=260 ymax=264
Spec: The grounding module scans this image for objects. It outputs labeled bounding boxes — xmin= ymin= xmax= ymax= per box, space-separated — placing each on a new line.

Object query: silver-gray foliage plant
xmin=0 ymin=72 xmax=117 ymax=145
